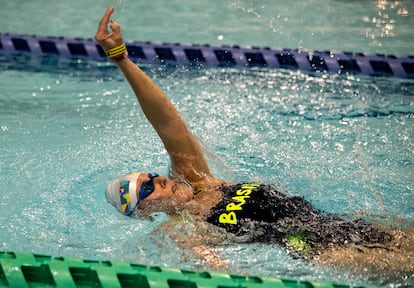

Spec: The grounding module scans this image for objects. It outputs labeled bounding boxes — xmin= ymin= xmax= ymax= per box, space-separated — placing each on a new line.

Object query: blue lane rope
xmin=1 ymin=32 xmax=413 ymax=78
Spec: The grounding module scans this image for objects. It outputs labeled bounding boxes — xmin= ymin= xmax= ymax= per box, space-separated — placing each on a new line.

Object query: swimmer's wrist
xmin=114 ymin=55 xmax=132 ymax=66
xmin=105 ymin=43 xmax=129 ymax=63
xmin=111 ymin=52 xmax=128 ymax=62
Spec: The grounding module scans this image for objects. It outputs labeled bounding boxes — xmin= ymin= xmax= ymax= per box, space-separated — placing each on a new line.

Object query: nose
xmin=153 ymin=175 xmax=168 ymax=188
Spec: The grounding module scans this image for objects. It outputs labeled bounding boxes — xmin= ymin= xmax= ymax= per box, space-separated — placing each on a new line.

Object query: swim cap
xmin=106 ymin=172 xmax=140 ymax=215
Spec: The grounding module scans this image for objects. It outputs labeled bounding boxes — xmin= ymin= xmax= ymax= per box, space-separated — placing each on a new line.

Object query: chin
xmin=185 ymin=193 xmax=194 ymax=202
xmin=177 ymin=193 xmax=192 ymax=203
xmin=174 ymin=185 xmax=193 ymax=203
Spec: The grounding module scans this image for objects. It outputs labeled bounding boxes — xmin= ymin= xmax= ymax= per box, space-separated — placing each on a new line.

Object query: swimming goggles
xmin=123 ymin=173 xmax=160 ymax=216
xmin=136 ymin=173 xmax=159 ymax=206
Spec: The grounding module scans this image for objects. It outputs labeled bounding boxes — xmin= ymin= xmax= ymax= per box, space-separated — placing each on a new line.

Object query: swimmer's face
xmin=137 ymin=173 xmax=193 ymax=205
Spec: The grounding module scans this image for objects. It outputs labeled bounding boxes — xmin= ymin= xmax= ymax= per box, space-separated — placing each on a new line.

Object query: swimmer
xmin=95 ymin=6 xmax=413 ymax=280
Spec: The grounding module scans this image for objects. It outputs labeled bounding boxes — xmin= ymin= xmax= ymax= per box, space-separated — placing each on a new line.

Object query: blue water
xmin=1 ymin=0 xmax=413 ymax=56
xmin=1 ymin=0 xmax=414 ymax=287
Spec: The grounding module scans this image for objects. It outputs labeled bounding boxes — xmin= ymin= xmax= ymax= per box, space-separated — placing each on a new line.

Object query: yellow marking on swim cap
xmin=121 ymin=192 xmax=131 ymax=213
xmin=121 ymin=203 xmax=128 ymax=213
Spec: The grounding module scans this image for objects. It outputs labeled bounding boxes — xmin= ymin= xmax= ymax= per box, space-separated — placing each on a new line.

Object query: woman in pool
xmin=95 ymin=6 xmax=413 ymax=276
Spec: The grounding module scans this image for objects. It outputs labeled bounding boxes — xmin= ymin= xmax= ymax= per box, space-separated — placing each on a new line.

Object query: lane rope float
xmin=1 ymin=32 xmax=413 ymax=78
xmin=0 ymin=251 xmax=370 ymax=288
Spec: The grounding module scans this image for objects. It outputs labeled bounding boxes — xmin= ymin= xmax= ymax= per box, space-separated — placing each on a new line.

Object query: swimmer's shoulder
xmin=194 ymin=180 xmax=266 ymax=196
xmin=192 ymin=177 xmax=228 ymax=194
xmin=191 ymin=178 xmax=232 ymax=211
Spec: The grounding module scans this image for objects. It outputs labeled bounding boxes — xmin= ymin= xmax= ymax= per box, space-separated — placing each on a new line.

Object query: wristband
xmin=105 ymin=43 xmax=127 ymax=58
xmin=111 ymin=52 xmax=128 ymax=62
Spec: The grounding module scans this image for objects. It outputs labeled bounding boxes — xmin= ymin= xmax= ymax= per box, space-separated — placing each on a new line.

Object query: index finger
xmin=97 ymin=6 xmax=114 ymax=32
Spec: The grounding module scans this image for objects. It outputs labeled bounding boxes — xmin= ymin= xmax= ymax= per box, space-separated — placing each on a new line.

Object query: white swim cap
xmin=106 ymin=172 xmax=141 ymax=215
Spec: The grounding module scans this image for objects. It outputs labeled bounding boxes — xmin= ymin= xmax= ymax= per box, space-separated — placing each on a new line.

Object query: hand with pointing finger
xmin=95 ymin=6 xmax=125 ymax=53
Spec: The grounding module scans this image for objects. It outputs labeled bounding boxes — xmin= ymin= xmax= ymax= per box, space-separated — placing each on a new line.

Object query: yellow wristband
xmin=105 ymin=43 xmax=127 ymax=58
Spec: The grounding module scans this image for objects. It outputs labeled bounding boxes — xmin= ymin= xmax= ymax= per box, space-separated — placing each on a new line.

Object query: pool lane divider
xmin=0 ymin=251 xmax=372 ymax=288
xmin=0 ymin=33 xmax=414 ymax=79
xmin=1 ymin=32 xmax=413 ymax=79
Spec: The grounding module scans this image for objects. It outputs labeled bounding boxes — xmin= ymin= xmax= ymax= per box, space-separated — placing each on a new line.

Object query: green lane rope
xmin=0 ymin=251 xmax=373 ymax=288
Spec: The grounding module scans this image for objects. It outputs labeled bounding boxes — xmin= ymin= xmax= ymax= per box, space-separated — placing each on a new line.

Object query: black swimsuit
xmin=206 ymin=183 xmax=391 ymax=256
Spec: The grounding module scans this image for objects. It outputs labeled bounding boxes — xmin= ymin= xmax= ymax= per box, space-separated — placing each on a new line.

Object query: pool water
xmin=1 ymin=0 xmax=413 ymax=56
xmin=1 ymin=0 xmax=413 ymax=287
xmin=1 ymin=59 xmax=413 ymax=286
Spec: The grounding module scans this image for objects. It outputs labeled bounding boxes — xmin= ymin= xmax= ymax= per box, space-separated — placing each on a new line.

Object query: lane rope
xmin=1 ymin=32 xmax=413 ymax=78
xmin=0 ymin=251 xmax=366 ymax=288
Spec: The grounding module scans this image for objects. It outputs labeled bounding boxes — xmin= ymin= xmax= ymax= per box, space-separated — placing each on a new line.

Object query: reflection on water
xmin=364 ymin=0 xmax=410 ymax=48
xmin=316 ymin=228 xmax=414 ymax=286
xmin=228 ymin=0 xmax=413 ymax=55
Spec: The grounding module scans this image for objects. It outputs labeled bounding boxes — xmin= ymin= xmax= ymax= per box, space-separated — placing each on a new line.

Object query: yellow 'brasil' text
xmin=218 ymin=183 xmax=260 ymax=225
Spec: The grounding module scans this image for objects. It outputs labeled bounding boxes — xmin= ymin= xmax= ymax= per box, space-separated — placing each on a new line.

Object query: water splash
xmin=363 ymin=0 xmax=409 ymax=47
xmin=115 ymin=0 xmax=127 ymax=14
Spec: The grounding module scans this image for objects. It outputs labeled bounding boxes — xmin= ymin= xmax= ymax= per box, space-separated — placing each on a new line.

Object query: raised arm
xmin=95 ymin=7 xmax=213 ymax=185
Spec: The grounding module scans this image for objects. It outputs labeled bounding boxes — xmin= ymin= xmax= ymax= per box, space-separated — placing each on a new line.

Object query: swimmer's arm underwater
xmin=157 ymin=217 xmax=228 ymax=269
xmin=95 ymin=6 xmax=214 ymax=185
